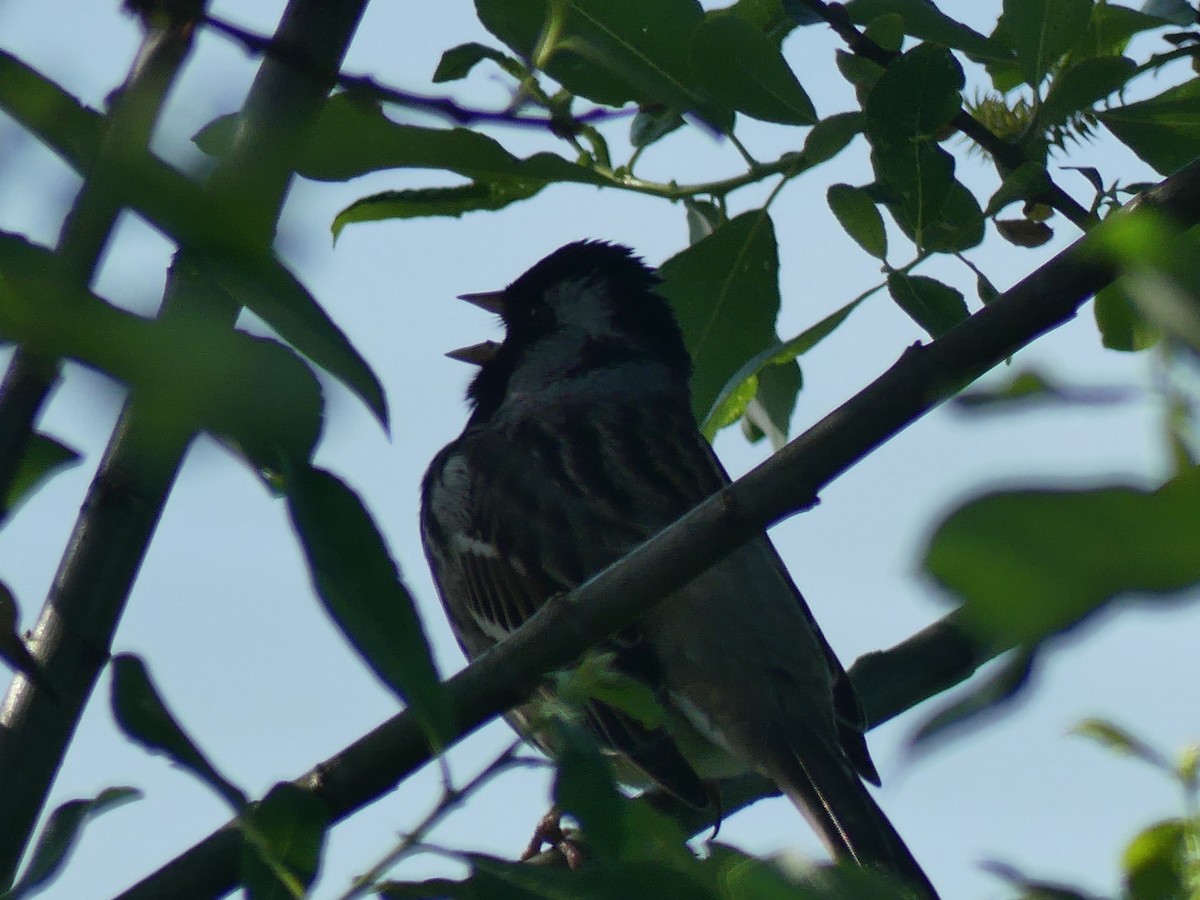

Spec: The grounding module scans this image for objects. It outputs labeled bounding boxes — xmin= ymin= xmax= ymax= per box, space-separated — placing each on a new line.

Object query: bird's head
xmin=449 ymin=241 xmax=692 ymax=419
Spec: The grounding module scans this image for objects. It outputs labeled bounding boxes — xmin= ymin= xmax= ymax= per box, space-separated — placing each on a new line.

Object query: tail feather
xmin=771 ymin=745 xmax=939 ymax=899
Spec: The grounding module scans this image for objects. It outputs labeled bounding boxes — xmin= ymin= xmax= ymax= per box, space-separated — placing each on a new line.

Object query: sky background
xmin=2 ymin=1 xmax=1199 ymax=897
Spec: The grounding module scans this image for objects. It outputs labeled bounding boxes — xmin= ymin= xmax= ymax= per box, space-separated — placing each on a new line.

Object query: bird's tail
xmin=772 ymin=745 xmax=940 ymax=899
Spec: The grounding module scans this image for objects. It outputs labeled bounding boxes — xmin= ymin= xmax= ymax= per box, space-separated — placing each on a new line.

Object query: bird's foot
xmin=520 ymin=805 xmax=585 ymax=869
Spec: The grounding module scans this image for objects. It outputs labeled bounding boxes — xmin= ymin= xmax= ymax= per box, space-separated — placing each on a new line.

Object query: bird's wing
xmin=420 ymin=404 xmax=715 ymax=807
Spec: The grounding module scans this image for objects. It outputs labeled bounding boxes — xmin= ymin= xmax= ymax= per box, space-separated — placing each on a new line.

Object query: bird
xmin=419 ymin=240 xmax=938 ymax=897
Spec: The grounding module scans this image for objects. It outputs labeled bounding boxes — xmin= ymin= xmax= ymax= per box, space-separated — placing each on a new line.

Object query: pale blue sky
xmin=1 ymin=2 xmax=1198 ymax=897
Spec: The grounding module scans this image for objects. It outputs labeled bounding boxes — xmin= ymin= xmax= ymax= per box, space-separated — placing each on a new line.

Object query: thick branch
xmin=0 ymin=0 xmax=368 ymax=885
xmin=117 ymin=156 xmax=1200 ymax=900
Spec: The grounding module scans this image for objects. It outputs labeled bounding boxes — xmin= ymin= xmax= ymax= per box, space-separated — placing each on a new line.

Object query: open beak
xmin=447 ymin=289 xmax=506 ymax=365
xmin=445 ymin=340 xmax=500 ymax=366
xmin=457 ymin=290 xmax=507 ymax=315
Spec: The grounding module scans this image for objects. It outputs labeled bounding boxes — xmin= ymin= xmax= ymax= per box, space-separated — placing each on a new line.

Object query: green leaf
xmin=333 ymin=182 xmax=543 ymax=235
xmin=827 ymin=184 xmax=887 ymax=259
xmin=474 ymin=0 xmax=730 ymax=129
xmin=912 ymin=649 xmax=1036 ymax=745
xmin=955 ymin=368 xmax=1129 ymax=411
xmin=923 ymin=467 xmax=1200 ymax=646
xmin=285 ymin=466 xmax=448 ymax=743
xmin=1094 ymin=283 xmax=1162 ymax=351
xmin=658 ymin=210 xmax=782 ymax=423
xmin=630 ymin=107 xmax=685 ymax=148
xmin=997 ymin=0 xmax=1094 ymax=88
xmin=0 ymin=580 xmax=49 ymax=692
xmin=199 ymin=254 xmax=387 ymax=430
xmin=690 ymin=13 xmax=816 ymax=125
xmin=110 ymin=654 xmax=247 ymax=811
xmin=433 ymin=42 xmax=513 ymax=82
xmin=240 ymin=784 xmax=330 ymax=900
xmin=556 ymin=653 xmax=664 ymax=729
xmin=1099 ymin=78 xmax=1200 ymax=176
xmin=0 ymin=431 xmax=80 ymax=523
xmin=865 ymin=44 xmax=965 ymax=250
xmin=552 ymin=722 xmax=625 ymax=861
xmin=0 ymin=51 xmax=103 ymax=178
xmin=1040 ymin=55 xmax=1136 ymax=130
xmin=1123 ymin=820 xmax=1190 ymax=900
xmin=4 ymin=787 xmax=141 ymax=900
xmin=684 ymin=198 xmax=724 ymax=244
xmin=702 ymin=298 xmax=862 ymax=440
xmin=803 ymin=111 xmax=863 ymax=164
xmin=1070 ymin=718 xmax=1172 ymax=770
xmin=845 ymin=0 xmax=1015 ymax=60
xmin=740 ymin=358 xmax=801 ymax=449
xmin=986 ymin=162 xmax=1053 ymax=217
xmin=0 ymin=233 xmax=323 ymax=474
xmin=887 ymin=272 xmax=968 ymax=338
xmin=1072 ymin=4 xmax=1170 ymax=61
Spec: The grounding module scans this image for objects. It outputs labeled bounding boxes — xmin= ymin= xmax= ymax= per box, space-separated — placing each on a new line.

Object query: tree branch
xmin=115 ymin=154 xmax=1200 ymax=900
xmin=0 ymin=0 xmax=368 ymax=884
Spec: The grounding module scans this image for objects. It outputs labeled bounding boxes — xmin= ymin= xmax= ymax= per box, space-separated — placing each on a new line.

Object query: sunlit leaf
xmin=1123 ymin=820 xmax=1191 ymax=899
xmin=1070 ymin=718 xmax=1172 ymax=770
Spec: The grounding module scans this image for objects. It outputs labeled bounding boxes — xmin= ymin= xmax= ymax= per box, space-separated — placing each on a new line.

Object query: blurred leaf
xmin=1070 ymin=718 xmax=1173 ymax=770
xmin=0 ymin=233 xmax=323 ymax=474
xmin=887 ymin=272 xmax=969 ymax=338
xmin=659 ymin=210 xmax=781 ymax=423
xmin=0 ymin=431 xmax=80 ymax=523
xmin=987 ymin=162 xmax=1053 ymax=216
xmin=997 ymin=0 xmax=1094 ymax=87
xmin=702 ymin=298 xmax=862 ymax=440
xmin=467 ymin=853 xmax=717 ymax=898
xmin=630 ymin=107 xmax=685 ymax=148
xmin=110 ymin=654 xmax=247 ymax=811
xmin=827 ymin=184 xmax=887 ymax=259
xmin=285 ymin=466 xmax=448 ymax=743
xmin=1040 ymin=55 xmax=1136 ymax=129
xmin=803 ymin=111 xmax=863 ymax=164
xmin=552 ymin=721 xmax=625 ymax=861
xmin=865 ymin=44 xmax=965 ymax=250
xmin=923 ymin=467 xmax=1200 ymax=646
xmin=1094 ymin=283 xmax=1162 ymax=351
xmin=1099 ymin=78 xmax=1200 ymax=176
xmin=1177 ymin=744 xmax=1199 ymax=787
xmin=4 ymin=787 xmax=141 ymax=900
xmin=0 ymin=580 xmax=49 ymax=692
xmin=1097 ymin=210 xmax=1200 ymax=351
xmin=0 ymin=50 xmax=103 ymax=178
xmin=333 ymin=182 xmax=544 ymax=234
xmin=684 ymin=199 xmax=724 ymax=244
xmin=837 ymin=50 xmax=886 ymax=97
xmin=240 ymin=783 xmax=330 ymax=900
xmin=845 ymin=0 xmax=1014 ymax=59
xmin=1123 ymin=820 xmax=1190 ymax=900
xmin=474 ymin=0 xmax=731 ymax=129
xmin=433 ymin=42 xmax=513 ymax=82
xmin=912 ymin=649 xmax=1036 ymax=745
xmin=691 ymin=13 xmax=816 ymax=124
xmin=955 ymin=368 xmax=1130 ymax=411
xmin=199 ymin=255 xmax=387 ymax=429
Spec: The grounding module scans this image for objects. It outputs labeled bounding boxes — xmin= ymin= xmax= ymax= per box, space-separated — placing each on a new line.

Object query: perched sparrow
xmin=420 ymin=241 xmax=937 ymax=897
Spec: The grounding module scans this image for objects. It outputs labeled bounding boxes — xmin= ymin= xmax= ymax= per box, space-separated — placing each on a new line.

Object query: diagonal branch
xmin=116 ymin=156 xmax=1200 ymax=900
